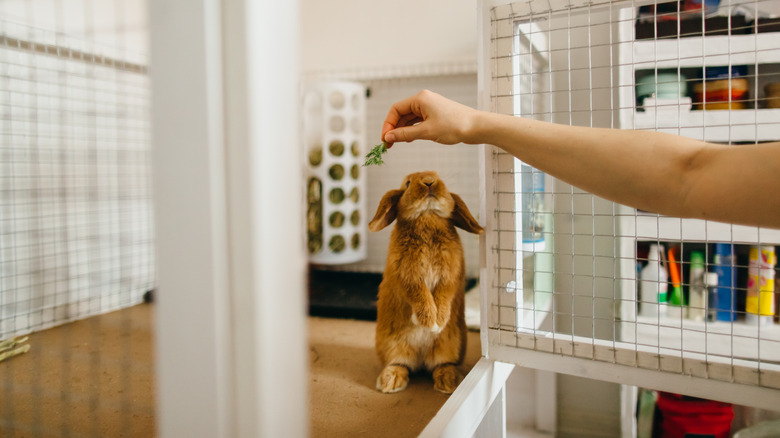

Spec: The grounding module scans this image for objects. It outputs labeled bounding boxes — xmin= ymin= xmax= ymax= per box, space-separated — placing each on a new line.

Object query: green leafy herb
xmin=363 ymin=142 xmax=388 ymax=166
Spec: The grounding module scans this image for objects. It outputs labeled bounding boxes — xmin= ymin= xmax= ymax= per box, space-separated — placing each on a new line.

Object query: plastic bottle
xmin=640 ymin=244 xmax=668 ymax=318
xmin=688 ymin=251 xmax=706 ymax=322
xmin=746 ymin=245 xmax=777 ymax=326
xmin=713 ymin=243 xmax=736 ymax=322
xmin=521 ymin=163 xmax=546 ymax=252
xmin=666 ymin=246 xmax=685 ymax=320
xmin=705 ymin=272 xmax=718 ymax=322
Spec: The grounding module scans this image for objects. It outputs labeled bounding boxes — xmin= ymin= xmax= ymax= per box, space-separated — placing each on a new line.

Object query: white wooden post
xmin=150 ymin=0 xmax=306 ymax=437
xmin=150 ymin=1 xmax=234 ymax=436
xmin=222 ymin=0 xmax=307 ymax=437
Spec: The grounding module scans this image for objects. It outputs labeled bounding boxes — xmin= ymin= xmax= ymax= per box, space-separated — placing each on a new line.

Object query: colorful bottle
xmin=713 ymin=243 xmax=736 ymax=322
xmin=667 ymin=246 xmax=685 ymax=320
xmin=640 ymin=244 xmax=668 ymax=318
xmin=705 ymin=272 xmax=719 ymax=322
xmin=746 ymin=245 xmax=777 ymax=326
xmin=688 ymin=251 xmax=706 ymax=322
xmin=521 ymin=163 xmax=546 ymax=252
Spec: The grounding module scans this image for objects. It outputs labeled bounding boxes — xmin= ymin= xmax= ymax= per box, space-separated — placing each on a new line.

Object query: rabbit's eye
xmin=405 ymin=180 xmax=410 ymax=188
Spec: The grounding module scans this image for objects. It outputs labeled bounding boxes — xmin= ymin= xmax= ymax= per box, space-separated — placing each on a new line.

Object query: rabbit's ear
xmin=450 ymin=193 xmax=483 ymax=235
xmin=369 ymin=189 xmax=403 ymax=232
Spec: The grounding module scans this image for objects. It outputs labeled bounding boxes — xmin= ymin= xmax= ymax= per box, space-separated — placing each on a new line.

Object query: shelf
xmin=619 ymin=213 xmax=780 ymax=245
xmin=618 ymin=10 xmax=780 ymax=142
xmin=623 ymin=315 xmax=780 ymax=363
xmin=626 ymin=107 xmax=780 ymax=142
xmin=628 ymin=33 xmax=780 ymax=68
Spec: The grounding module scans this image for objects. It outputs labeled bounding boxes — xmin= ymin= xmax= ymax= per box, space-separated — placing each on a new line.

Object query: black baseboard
xmin=308 ymin=268 xmax=477 ymax=322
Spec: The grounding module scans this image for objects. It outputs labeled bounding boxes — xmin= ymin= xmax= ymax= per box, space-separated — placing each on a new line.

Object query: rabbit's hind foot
xmin=376 ymin=364 xmax=410 ymax=394
xmin=432 ymin=363 xmax=460 ymax=394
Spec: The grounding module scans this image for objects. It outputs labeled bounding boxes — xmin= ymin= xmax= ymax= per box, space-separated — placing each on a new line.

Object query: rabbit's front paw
xmin=435 ymin=312 xmax=450 ymax=333
xmin=411 ymin=307 xmax=439 ymax=332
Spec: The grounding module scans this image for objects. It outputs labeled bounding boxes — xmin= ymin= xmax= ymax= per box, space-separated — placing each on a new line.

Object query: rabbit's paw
xmin=411 ymin=307 xmax=439 ymax=332
xmin=376 ymin=365 xmax=410 ymax=394
xmin=432 ymin=364 xmax=460 ymax=394
xmin=435 ymin=308 xmax=451 ymax=332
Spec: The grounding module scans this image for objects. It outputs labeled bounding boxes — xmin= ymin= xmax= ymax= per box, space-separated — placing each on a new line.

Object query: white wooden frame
xmin=420 ymin=358 xmax=516 ymax=437
xmin=150 ymin=0 xmax=307 ymax=437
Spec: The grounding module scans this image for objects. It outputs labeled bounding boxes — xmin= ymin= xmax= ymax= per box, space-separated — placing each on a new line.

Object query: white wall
xmin=300 ymin=0 xmax=482 ymax=276
xmin=301 ymin=0 xmax=478 ymax=76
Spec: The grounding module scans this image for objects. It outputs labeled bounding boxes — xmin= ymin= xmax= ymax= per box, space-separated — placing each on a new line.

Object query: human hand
xmin=381 ymin=90 xmax=479 ymax=148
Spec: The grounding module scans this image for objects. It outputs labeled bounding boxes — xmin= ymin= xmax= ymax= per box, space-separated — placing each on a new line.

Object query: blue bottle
xmin=521 ymin=163 xmax=546 ymax=251
xmin=713 ymin=243 xmax=737 ymax=322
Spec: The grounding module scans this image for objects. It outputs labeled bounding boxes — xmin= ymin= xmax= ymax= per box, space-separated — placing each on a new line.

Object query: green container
xmin=636 ymin=73 xmax=687 ymax=104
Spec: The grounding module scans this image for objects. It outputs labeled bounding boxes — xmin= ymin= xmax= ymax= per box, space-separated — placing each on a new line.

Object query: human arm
xmin=382 ymin=90 xmax=780 ymax=229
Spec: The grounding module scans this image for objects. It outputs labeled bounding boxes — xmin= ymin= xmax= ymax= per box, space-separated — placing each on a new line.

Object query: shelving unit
xmin=617 ymin=5 xmax=780 ymax=368
xmin=619 ymin=11 xmax=780 ymax=141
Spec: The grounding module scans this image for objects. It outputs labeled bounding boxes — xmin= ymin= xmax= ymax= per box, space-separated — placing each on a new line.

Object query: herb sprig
xmin=363 ymin=142 xmax=388 ymax=166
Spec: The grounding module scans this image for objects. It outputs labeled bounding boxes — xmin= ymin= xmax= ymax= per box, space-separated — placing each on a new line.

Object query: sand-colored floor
xmin=2 ymin=304 xmax=481 ymax=437
xmin=1 ymin=303 xmax=156 ymax=437
xmin=308 ymin=316 xmax=482 ymax=437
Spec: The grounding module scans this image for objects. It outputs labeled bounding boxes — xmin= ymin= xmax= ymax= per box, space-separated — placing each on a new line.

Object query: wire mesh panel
xmin=482 ymin=0 xmax=780 ymax=406
xmin=0 ymin=3 xmax=154 ymax=435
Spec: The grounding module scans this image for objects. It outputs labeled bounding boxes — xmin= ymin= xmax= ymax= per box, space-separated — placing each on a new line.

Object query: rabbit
xmin=369 ymin=171 xmax=483 ymax=394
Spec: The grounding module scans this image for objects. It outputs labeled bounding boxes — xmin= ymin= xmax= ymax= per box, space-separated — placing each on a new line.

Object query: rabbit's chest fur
xmin=391 ymin=217 xmax=462 ymax=289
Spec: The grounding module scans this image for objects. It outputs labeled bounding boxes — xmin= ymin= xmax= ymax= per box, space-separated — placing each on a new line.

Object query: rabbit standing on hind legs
xmin=369 ymin=171 xmax=483 ymax=394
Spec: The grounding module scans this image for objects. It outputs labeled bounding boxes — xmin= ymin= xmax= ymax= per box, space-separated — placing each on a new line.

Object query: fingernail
xmin=384 ymin=132 xmax=395 ymax=143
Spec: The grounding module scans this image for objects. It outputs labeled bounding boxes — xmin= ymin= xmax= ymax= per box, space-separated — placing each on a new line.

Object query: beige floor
xmin=309 ymin=316 xmax=482 ymax=438
xmin=1 ymin=303 xmax=156 ymax=438
xmin=2 ymin=305 xmax=481 ymax=437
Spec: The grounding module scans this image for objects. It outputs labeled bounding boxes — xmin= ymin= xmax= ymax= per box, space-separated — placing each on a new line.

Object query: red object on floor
xmin=656 ymin=392 xmax=733 ymax=438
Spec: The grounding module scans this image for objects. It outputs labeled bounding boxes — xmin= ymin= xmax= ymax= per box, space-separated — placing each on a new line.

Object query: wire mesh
xmin=485 ymin=0 xmax=780 ymax=397
xmin=0 ymin=2 xmax=154 ymax=435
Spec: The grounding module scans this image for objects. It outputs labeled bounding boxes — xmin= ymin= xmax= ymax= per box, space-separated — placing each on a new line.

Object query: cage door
xmin=480 ymin=0 xmax=780 ymax=409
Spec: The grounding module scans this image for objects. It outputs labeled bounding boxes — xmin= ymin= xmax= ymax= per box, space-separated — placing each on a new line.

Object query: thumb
xmin=385 ymin=124 xmax=427 ymax=145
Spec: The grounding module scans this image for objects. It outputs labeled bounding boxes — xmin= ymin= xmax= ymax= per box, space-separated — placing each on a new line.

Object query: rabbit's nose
xmin=424 ymin=181 xmax=433 ymax=187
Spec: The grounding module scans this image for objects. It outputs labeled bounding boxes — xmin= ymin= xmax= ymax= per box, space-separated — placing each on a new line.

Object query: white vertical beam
xmin=222 ymin=0 xmax=307 ymax=437
xmin=151 ymin=0 xmax=306 ymax=437
xmin=621 ymin=385 xmax=639 ymax=438
xmin=149 ymin=0 xmax=233 ymax=437
xmin=478 ymin=0 xmax=496 ymax=360
xmin=535 ymin=370 xmax=557 ymax=433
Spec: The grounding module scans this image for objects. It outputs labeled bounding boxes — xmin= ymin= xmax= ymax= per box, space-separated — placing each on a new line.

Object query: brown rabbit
xmin=369 ymin=171 xmax=483 ymax=394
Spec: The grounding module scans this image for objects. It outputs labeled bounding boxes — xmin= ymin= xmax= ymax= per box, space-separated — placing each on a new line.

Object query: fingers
xmin=384 ymin=94 xmax=419 ymax=126
xmin=380 ymin=89 xmax=467 ymax=147
xmin=397 ymin=113 xmax=422 ymax=128
xmin=382 ymin=94 xmax=423 ymax=148
xmin=382 ymin=90 xmax=440 ymax=148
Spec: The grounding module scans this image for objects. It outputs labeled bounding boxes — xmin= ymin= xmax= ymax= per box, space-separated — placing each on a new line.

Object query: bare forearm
xmin=470 ymin=111 xmax=780 ymax=228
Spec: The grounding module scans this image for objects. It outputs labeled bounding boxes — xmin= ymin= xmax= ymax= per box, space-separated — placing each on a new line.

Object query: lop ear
xmin=368 ymin=189 xmax=403 ymax=232
xmin=450 ymin=193 xmax=483 ymax=235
